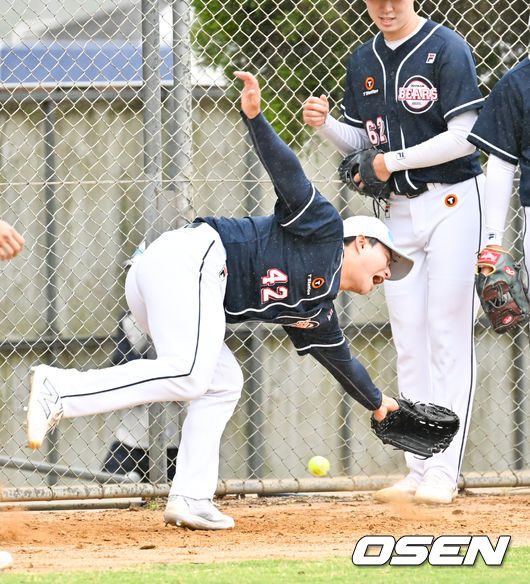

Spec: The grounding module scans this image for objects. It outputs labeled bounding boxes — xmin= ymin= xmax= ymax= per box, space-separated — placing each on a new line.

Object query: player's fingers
xmin=373 ymin=396 xmax=399 ymax=421
xmin=233 ymin=70 xmax=258 ymax=88
xmin=302 ymin=101 xmax=328 ymax=127
xmin=353 ymin=173 xmax=365 ymax=190
xmin=303 ymin=96 xmax=328 ymax=112
xmin=8 ymin=228 xmax=24 ymax=249
xmin=0 ymin=241 xmax=15 ymax=260
xmin=373 ymin=407 xmax=387 ymax=422
xmin=7 ymin=232 xmax=24 ymax=254
xmin=303 ymin=116 xmax=326 ymax=128
xmin=302 ymin=108 xmax=325 ymax=121
xmin=12 ymin=230 xmax=25 ymax=248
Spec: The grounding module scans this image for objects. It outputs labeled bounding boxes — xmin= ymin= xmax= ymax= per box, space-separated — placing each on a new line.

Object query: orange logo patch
xmin=312 ymin=277 xmax=325 ymax=289
xmin=445 ymin=194 xmax=458 ymax=207
xmin=365 ymin=77 xmax=375 ymax=91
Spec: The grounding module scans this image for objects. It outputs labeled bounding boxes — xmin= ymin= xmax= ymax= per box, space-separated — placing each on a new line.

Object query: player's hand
xmin=302 ymin=95 xmax=329 ymax=127
xmin=373 ymin=394 xmax=399 ymax=422
xmin=234 ymin=71 xmax=261 ymax=119
xmin=372 ymin=153 xmax=391 ymax=181
xmin=353 ymin=153 xmax=391 ymax=190
xmin=0 ymin=220 xmax=24 ymax=261
xmin=478 ymin=245 xmax=503 ymax=276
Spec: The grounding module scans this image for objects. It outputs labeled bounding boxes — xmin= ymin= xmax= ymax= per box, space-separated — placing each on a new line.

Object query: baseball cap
xmin=343 ymin=215 xmax=414 ymax=281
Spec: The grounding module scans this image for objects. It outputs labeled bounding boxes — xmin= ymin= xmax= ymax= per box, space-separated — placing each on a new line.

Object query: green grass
xmin=2 ymin=547 xmax=528 ymax=584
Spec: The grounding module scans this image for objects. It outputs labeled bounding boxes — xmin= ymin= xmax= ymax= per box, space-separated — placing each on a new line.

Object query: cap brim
xmin=386 ymin=247 xmax=414 ymax=281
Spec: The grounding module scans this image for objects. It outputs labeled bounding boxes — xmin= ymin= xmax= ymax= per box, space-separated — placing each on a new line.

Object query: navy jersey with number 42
xmin=342 ymin=19 xmax=484 ymax=193
xmin=199 ymin=112 xmax=382 ymax=410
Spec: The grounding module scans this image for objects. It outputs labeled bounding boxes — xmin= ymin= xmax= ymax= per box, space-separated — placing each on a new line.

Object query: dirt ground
xmin=0 ymin=490 xmax=529 ymax=573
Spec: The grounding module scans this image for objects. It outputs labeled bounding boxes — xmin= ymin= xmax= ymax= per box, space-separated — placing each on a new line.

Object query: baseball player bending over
xmin=304 ymin=0 xmax=484 ymax=504
xmin=26 ymin=72 xmax=413 ymax=531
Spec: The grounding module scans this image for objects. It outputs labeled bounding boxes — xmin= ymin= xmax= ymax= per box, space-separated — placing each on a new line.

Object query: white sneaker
xmin=415 ymin=472 xmax=458 ymax=504
xmin=164 ymin=496 xmax=235 ymax=530
xmin=26 ymin=365 xmax=64 ymax=450
xmin=0 ymin=550 xmax=13 ymax=570
xmin=374 ymin=475 xmax=420 ymax=502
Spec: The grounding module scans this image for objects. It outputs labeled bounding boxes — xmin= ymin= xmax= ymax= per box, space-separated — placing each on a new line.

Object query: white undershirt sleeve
xmin=383 ymin=110 xmax=479 ymax=172
xmin=482 ymin=154 xmax=517 ymax=247
xmin=315 ymin=115 xmax=371 ymax=154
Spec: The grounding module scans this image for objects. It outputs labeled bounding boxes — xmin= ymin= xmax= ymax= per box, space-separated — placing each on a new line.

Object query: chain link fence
xmin=0 ymin=1 xmax=528 ymax=502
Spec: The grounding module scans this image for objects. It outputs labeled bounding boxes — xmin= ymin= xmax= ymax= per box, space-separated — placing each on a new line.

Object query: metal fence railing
xmin=0 ymin=1 xmax=528 ymax=501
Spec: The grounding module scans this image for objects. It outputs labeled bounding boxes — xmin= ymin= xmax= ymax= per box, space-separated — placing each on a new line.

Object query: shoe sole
xmin=374 ymin=489 xmax=416 ymax=503
xmin=414 ymin=493 xmax=457 ymax=505
xmin=164 ymin=510 xmax=234 ymax=531
xmin=0 ymin=551 xmax=13 ymax=570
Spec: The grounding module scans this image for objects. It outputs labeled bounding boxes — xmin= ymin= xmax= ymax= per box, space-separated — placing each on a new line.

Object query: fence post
xmin=141 ymin=0 xmax=167 ymax=485
xmin=42 ymin=99 xmax=60 ymax=486
xmin=162 ymin=0 xmax=193 ymax=229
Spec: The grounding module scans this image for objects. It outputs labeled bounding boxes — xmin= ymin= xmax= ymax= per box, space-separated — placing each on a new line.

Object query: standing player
xmin=303 ymin=0 xmax=484 ymax=503
xmin=0 ymin=218 xmax=24 ymax=571
xmin=26 ymin=71 xmax=413 ymax=531
xmin=468 ymin=56 xmax=530 ymax=275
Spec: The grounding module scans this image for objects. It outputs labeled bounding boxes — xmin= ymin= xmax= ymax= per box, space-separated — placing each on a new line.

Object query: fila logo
xmin=352 ymin=535 xmax=511 ymax=566
xmin=426 ymin=53 xmax=437 ymax=63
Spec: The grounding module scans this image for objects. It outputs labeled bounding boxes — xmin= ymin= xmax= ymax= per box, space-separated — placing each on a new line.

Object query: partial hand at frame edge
xmin=0 ymin=220 xmax=25 ymax=261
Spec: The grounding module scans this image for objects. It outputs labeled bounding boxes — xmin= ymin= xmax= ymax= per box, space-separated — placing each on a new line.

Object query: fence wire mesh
xmin=0 ymin=1 xmax=528 ymax=498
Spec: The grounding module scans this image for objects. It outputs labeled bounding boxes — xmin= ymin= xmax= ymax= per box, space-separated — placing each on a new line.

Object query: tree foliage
xmin=190 ymin=0 xmax=373 ymax=146
xmin=190 ymin=0 xmax=528 ymax=146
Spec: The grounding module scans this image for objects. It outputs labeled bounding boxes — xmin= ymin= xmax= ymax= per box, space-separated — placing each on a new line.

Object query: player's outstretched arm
xmin=233 ymin=71 xmax=261 ymax=119
xmin=233 ymin=71 xmax=313 ymax=213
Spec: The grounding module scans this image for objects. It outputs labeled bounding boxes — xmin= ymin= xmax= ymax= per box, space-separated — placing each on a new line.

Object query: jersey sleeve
xmin=437 ymin=36 xmax=484 ymax=122
xmin=340 ymin=53 xmax=364 ymax=129
xmin=467 ymin=75 xmax=522 ymax=165
xmin=242 ymin=111 xmax=342 ymax=239
xmin=283 ymin=312 xmax=383 ymax=410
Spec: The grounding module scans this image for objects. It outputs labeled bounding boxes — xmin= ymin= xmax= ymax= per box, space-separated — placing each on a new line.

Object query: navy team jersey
xmin=199 ymin=112 xmax=381 ymax=410
xmin=468 ymin=56 xmax=530 ymax=206
xmin=342 ymin=19 xmax=483 ymax=193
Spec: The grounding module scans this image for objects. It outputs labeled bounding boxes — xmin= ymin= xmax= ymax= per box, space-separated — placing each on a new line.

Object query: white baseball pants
xmin=384 ymin=176 xmax=484 ymax=487
xmin=58 ymin=224 xmax=244 ymax=499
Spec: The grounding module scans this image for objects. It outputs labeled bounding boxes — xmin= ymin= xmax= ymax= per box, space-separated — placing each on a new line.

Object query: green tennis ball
xmin=308 ymin=455 xmax=330 ymax=477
